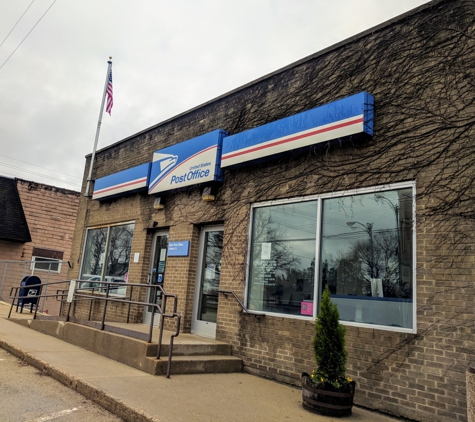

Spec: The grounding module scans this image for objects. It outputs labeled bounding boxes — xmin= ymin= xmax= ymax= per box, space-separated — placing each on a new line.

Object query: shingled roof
xmin=0 ymin=176 xmax=31 ymax=243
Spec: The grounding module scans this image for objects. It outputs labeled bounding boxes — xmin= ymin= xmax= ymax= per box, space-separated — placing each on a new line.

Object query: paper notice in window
xmin=205 ymin=264 xmax=215 ymax=280
xmin=261 ymin=243 xmax=271 ymax=260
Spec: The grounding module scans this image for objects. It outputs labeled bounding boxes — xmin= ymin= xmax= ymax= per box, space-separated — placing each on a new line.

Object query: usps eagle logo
xmin=150 ymin=153 xmax=178 ymax=188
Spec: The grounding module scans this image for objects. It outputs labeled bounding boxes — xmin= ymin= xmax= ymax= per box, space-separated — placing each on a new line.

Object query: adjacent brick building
xmin=67 ymin=1 xmax=475 ymax=421
xmin=0 ymin=177 xmax=80 ymax=314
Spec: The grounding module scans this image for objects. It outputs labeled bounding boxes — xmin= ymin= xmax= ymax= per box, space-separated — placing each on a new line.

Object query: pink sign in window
xmin=301 ymin=301 xmax=313 ymax=316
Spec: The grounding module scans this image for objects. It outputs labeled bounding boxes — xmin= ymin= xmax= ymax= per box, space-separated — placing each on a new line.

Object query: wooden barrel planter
xmin=301 ymin=373 xmax=356 ymax=417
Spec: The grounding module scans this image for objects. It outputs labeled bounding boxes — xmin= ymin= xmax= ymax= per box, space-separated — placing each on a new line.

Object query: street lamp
xmin=374 ymin=193 xmax=400 ymax=232
xmin=374 ymin=193 xmax=403 ymax=294
xmin=346 ymin=221 xmax=374 ymax=278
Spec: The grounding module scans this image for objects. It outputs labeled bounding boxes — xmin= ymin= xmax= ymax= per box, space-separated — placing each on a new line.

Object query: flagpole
xmin=85 ymin=57 xmax=113 ymax=197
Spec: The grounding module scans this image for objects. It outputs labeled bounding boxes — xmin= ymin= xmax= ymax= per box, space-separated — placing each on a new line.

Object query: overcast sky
xmin=0 ymin=0 xmax=429 ymax=192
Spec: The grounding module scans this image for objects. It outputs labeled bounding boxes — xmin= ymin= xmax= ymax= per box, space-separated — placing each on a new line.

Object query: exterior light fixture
xmin=153 ymin=197 xmax=165 ymax=210
xmin=202 ymin=187 xmax=215 ymax=202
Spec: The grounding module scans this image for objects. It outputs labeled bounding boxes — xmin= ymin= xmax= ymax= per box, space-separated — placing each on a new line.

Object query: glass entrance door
xmin=191 ymin=226 xmax=223 ymax=338
xmin=144 ymin=231 xmax=168 ymax=326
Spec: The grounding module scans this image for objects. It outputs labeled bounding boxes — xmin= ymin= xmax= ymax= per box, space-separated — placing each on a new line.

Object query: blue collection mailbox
xmin=16 ymin=276 xmax=42 ymax=313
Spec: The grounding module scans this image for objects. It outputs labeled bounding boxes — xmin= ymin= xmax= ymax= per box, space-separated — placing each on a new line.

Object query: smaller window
xmin=79 ymin=222 xmax=135 ymax=297
xmin=30 ymin=257 xmax=62 ymax=273
xmin=247 ymin=200 xmax=318 ymax=317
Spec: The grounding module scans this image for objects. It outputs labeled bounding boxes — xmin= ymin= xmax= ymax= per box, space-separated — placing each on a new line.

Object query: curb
xmin=0 ymin=338 xmax=159 ymax=422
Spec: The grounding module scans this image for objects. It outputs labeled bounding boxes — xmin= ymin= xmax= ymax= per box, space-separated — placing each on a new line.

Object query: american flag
xmin=106 ymin=68 xmax=113 ymax=115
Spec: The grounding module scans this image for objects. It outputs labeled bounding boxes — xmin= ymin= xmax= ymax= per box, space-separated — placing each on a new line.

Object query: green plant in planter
xmin=311 ymin=285 xmax=352 ymax=391
xmin=302 ymin=285 xmax=355 ymax=416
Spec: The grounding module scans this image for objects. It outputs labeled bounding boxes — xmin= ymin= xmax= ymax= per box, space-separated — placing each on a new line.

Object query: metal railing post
xmin=38 ymin=265 xmax=52 ymax=313
xmin=166 ymin=314 xmax=181 ymax=378
xmin=88 ymin=288 xmax=94 ymax=320
xmin=67 ymin=301 xmax=72 ymax=322
xmin=157 ymin=307 xmax=165 ymax=359
xmin=126 ymin=285 xmax=133 ymax=323
xmin=7 ymin=286 xmax=17 ymax=318
xmin=157 ymin=288 xmax=167 ymax=359
xmin=101 ymin=284 xmax=110 ymax=330
xmin=148 ymin=305 xmax=155 ymax=344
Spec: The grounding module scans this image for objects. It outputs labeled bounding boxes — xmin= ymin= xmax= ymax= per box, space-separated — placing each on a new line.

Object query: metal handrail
xmin=9 ymin=279 xmax=181 ymax=378
xmin=8 ymin=279 xmax=69 ymax=319
xmin=217 ymin=289 xmax=265 ymax=317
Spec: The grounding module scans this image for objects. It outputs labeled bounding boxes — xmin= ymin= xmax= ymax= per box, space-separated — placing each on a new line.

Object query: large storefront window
xmin=80 ymin=222 xmax=135 ymax=294
xmin=248 ymin=201 xmax=317 ymax=316
xmin=320 ymin=188 xmax=413 ymax=329
xmin=247 ymin=185 xmax=414 ymax=331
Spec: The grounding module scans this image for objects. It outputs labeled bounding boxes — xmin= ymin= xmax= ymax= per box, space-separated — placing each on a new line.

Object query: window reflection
xmin=80 ymin=227 xmax=108 ymax=279
xmin=246 ymin=187 xmax=414 ymax=329
xmin=248 ymin=201 xmax=317 ymax=316
xmin=105 ymin=224 xmax=134 ymax=281
xmin=80 ymin=223 xmax=135 ymax=296
xmin=198 ymin=230 xmax=223 ymax=323
xmin=320 ymin=189 xmax=413 ymax=328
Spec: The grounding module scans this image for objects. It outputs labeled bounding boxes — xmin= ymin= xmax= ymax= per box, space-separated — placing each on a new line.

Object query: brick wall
xmin=0 ymin=180 xmax=79 ymax=315
xmin=0 ymin=241 xmax=25 ymax=261
xmin=16 ymin=179 xmax=79 ymax=261
xmin=468 ymin=368 xmax=475 ymax=422
xmin=67 ymin=1 xmax=475 ymax=421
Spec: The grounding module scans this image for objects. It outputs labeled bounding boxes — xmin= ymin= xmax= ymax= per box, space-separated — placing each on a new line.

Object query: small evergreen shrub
xmin=310 ymin=285 xmax=352 ymax=390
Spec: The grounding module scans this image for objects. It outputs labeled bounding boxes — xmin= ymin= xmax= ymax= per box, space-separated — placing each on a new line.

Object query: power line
xmin=0 ymin=153 xmax=81 ymax=179
xmin=0 ymin=169 xmax=79 ymax=188
xmin=0 ymin=161 xmax=80 ymax=187
xmin=0 ymin=0 xmax=57 ymax=71
xmin=0 ymin=0 xmax=36 ymax=48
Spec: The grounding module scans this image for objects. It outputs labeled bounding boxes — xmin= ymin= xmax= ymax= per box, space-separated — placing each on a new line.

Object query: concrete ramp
xmin=8 ymin=317 xmax=243 ymax=376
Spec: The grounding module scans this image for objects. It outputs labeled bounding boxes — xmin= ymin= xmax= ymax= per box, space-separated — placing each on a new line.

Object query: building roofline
xmin=86 ymin=0 xmax=437 ymax=158
xmin=0 ymin=176 xmax=32 ymax=243
xmin=15 ymin=177 xmax=80 ymax=196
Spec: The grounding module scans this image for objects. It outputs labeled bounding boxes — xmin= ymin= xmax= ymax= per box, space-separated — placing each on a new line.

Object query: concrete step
xmin=146 ymin=355 xmax=244 ymax=375
xmin=147 ymin=342 xmax=232 ymax=357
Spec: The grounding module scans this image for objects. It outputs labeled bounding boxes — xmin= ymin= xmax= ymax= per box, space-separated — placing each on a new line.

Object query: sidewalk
xmin=0 ymin=301 xmax=401 ymax=422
